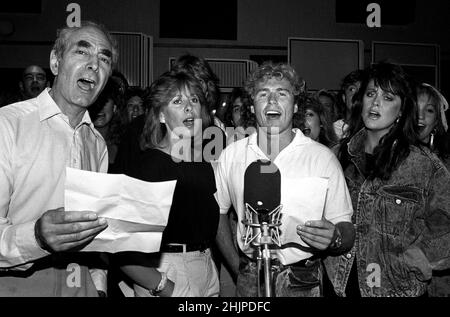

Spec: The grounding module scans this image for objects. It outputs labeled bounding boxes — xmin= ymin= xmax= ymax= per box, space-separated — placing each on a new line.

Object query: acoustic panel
xmin=288 ymin=37 xmax=364 ymax=91
xmin=372 ymin=41 xmax=440 ymax=88
xmin=112 ymin=32 xmax=153 ymax=88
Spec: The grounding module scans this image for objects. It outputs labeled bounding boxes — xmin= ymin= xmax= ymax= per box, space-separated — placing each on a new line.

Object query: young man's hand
xmin=296 ymin=219 xmax=336 ymax=250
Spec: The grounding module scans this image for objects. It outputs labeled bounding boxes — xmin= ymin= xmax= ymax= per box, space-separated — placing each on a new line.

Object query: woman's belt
xmin=160 ymin=242 xmax=210 ymax=253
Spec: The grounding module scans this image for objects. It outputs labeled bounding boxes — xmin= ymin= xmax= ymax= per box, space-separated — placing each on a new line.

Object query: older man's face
xmin=50 ymin=26 xmax=114 ymax=112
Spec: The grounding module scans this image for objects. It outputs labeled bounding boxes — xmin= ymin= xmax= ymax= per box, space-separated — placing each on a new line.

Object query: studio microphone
xmin=242 ymin=160 xmax=282 ymax=247
xmin=242 ymin=160 xmax=283 ymax=297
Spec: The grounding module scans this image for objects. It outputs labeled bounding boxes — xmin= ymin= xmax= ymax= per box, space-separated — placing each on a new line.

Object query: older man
xmin=0 ymin=21 xmax=118 ymax=296
xmin=215 ymin=62 xmax=355 ymax=297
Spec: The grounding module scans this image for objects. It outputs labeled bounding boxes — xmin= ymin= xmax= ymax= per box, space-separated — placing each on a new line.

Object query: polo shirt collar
xmin=247 ymin=128 xmax=313 ymax=148
xmin=290 ymin=128 xmax=314 ymax=146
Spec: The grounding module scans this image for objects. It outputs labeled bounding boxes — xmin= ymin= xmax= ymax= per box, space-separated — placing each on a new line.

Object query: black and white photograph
xmin=0 ymin=0 xmax=449 ymax=310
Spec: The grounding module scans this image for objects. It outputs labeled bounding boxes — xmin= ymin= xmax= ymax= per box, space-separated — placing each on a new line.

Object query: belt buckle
xmin=166 ymin=243 xmax=187 ymax=253
xmin=302 ymin=259 xmax=316 ymax=267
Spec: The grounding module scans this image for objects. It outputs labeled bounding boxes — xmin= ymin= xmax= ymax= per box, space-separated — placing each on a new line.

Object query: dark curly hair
xmin=223 ymin=87 xmax=256 ymax=129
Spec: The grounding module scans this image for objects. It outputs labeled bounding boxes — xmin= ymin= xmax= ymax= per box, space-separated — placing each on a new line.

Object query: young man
xmin=215 ymin=62 xmax=355 ymax=297
xmin=0 ymin=21 xmax=118 ymax=296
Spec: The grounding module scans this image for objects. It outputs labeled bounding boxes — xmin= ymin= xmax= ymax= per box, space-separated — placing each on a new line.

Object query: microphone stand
xmin=260 ymin=222 xmax=272 ymax=297
xmin=256 ymin=246 xmax=262 ymax=297
xmin=243 ymin=204 xmax=282 ymax=297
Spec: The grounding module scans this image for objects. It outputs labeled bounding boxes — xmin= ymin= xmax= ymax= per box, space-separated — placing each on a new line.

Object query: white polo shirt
xmin=215 ymin=129 xmax=353 ymax=263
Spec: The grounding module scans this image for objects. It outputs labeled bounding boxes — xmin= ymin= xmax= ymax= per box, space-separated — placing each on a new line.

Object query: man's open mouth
xmin=265 ymin=110 xmax=281 ymax=120
xmin=77 ymin=78 xmax=96 ymax=91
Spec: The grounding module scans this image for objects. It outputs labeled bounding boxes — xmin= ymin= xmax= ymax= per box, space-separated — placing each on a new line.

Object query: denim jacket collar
xmin=347 ymin=128 xmax=367 ymax=158
xmin=346 ymin=128 xmax=368 ymax=177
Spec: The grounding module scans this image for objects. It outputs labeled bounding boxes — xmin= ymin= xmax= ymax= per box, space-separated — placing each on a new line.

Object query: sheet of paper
xmin=276 ymin=177 xmax=329 ymax=265
xmin=64 ymin=167 xmax=176 ymax=253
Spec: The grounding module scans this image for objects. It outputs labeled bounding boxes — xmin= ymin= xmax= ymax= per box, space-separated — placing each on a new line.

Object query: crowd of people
xmin=1 ymin=20 xmax=449 ymax=298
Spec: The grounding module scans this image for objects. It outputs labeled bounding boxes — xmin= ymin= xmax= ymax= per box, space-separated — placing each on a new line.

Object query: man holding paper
xmin=0 ymin=21 xmax=117 ymax=296
xmin=214 ymin=62 xmax=355 ymax=297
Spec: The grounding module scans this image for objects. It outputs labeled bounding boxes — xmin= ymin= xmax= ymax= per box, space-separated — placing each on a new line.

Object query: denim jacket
xmin=324 ymin=129 xmax=450 ymax=297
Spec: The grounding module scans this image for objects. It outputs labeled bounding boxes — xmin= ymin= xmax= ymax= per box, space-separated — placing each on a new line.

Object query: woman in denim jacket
xmin=416 ymin=83 xmax=450 ymax=296
xmin=324 ymin=62 xmax=450 ymax=297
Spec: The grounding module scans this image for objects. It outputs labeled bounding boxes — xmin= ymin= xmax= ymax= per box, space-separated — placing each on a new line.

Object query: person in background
xmin=110 ymin=85 xmax=148 ymax=176
xmin=111 ymin=69 xmax=129 ymax=98
xmin=0 ymin=20 xmax=117 ymax=296
xmin=316 ymin=89 xmax=338 ymax=122
xmin=116 ymin=70 xmax=220 ymax=297
xmin=218 ymin=87 xmax=256 ymax=296
xmin=215 ymin=62 xmax=355 ymax=297
xmin=90 ymin=78 xmax=123 ymax=169
xmin=18 ymin=65 xmax=50 ymax=100
xmin=124 ymin=87 xmax=147 ymax=124
xmin=333 ymin=69 xmax=365 ymax=140
xmin=294 ymin=95 xmax=338 ymax=148
xmin=223 ymin=87 xmax=256 ymax=143
xmin=416 ymin=83 xmax=450 ymax=168
xmin=110 ymin=70 xmax=129 ymax=116
xmin=329 ymin=62 xmax=450 ymax=297
xmin=416 ymin=82 xmax=450 ymax=297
